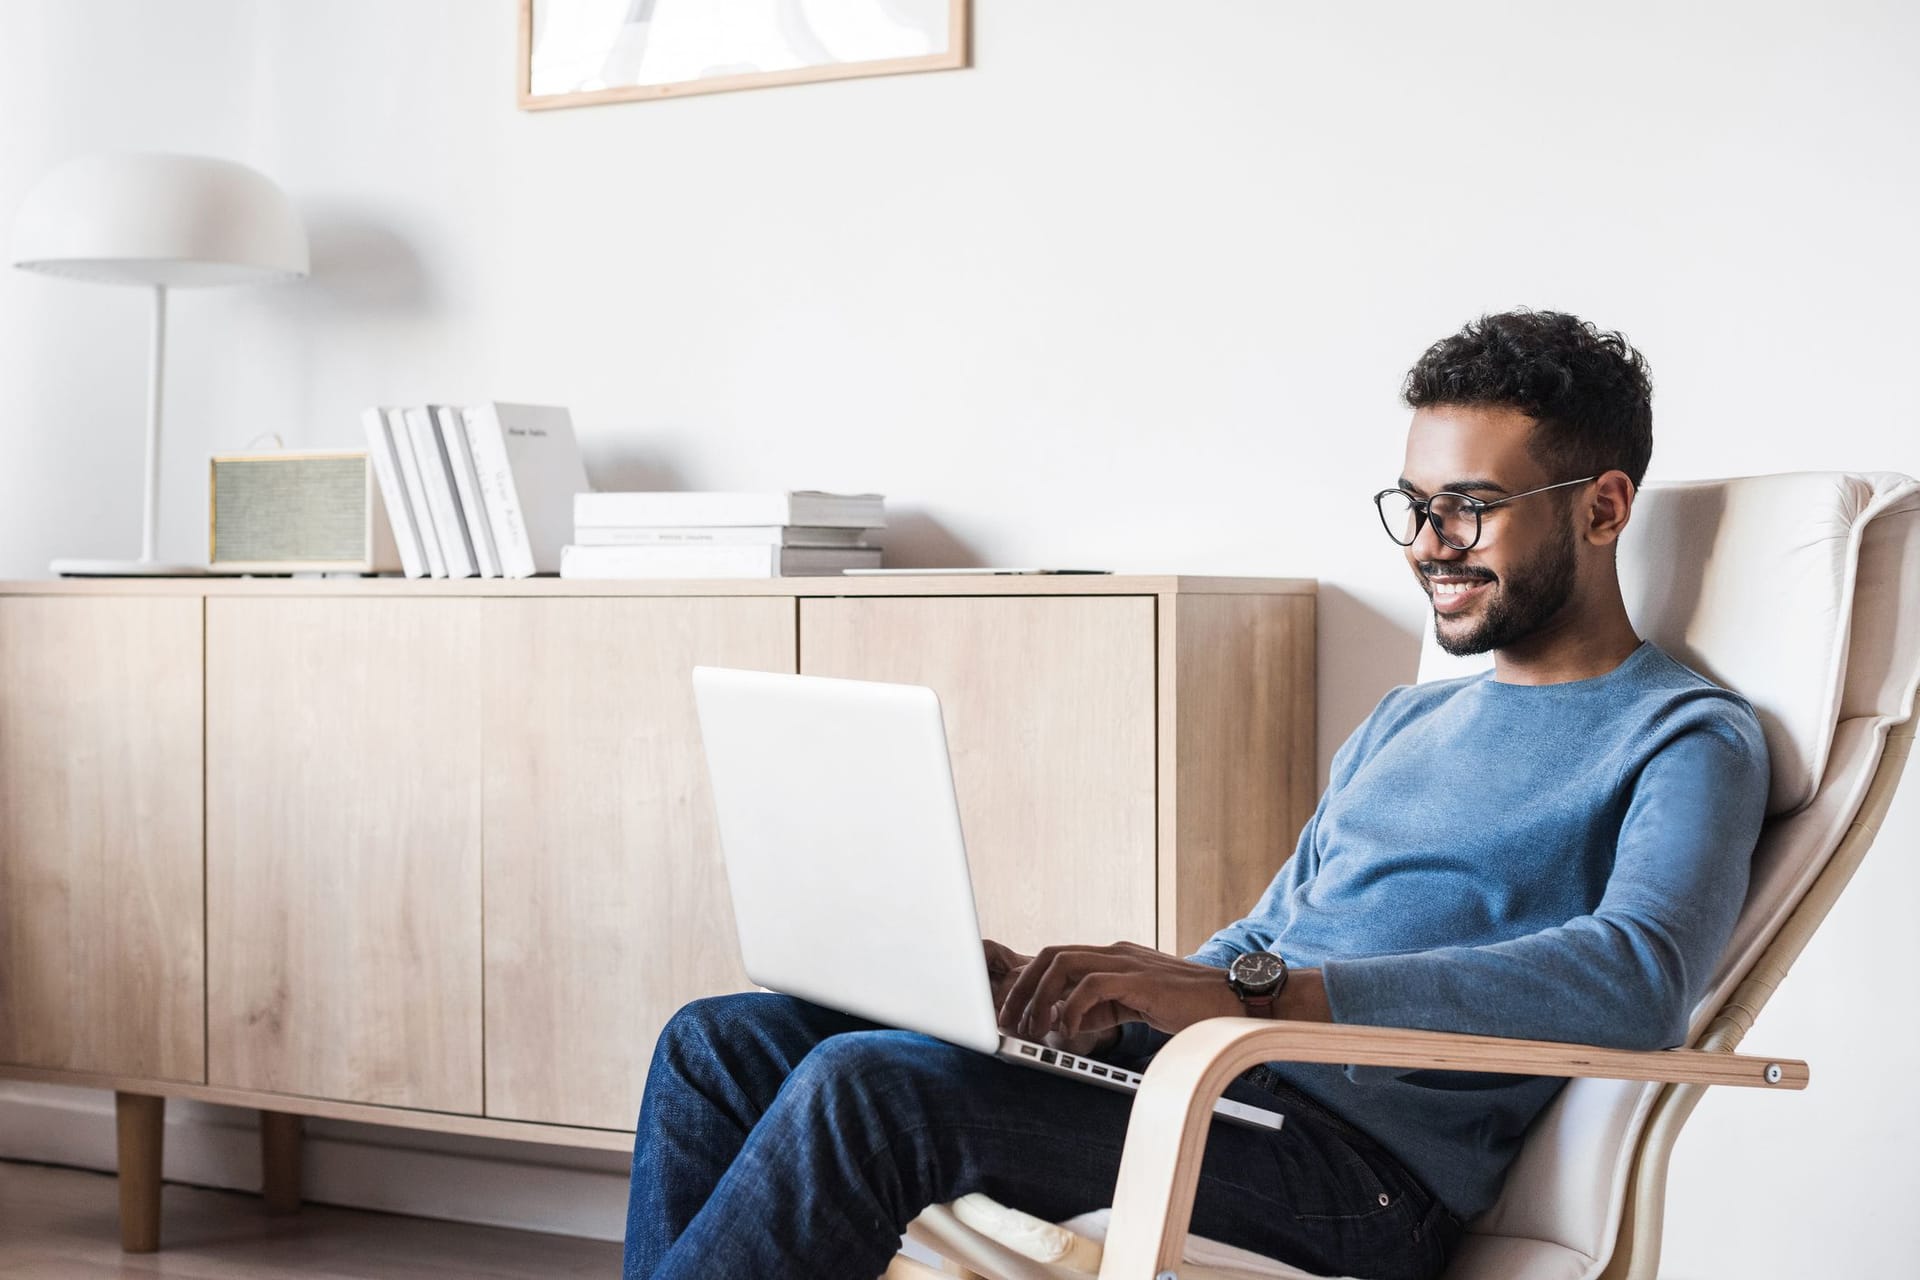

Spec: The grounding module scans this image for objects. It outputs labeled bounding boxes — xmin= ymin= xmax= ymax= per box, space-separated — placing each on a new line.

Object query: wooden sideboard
xmin=0 ymin=574 xmax=1315 ymax=1249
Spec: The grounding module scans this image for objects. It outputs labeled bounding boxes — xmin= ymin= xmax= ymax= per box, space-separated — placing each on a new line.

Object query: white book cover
xmin=403 ymin=406 xmax=476 ymax=578
xmin=573 ymin=490 xmax=885 ymax=530
xmin=560 ymin=544 xmax=882 ymax=579
xmin=387 ymin=408 xmax=447 ymax=577
xmin=435 ymin=404 xmax=500 ymax=578
xmin=571 ymin=525 xmax=875 ymax=548
xmin=463 ymin=402 xmax=589 ymax=577
xmin=361 ymin=407 xmax=426 ymax=578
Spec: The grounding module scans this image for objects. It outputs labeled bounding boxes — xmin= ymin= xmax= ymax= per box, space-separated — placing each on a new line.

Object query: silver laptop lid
xmin=692 ymin=666 xmax=1003 ymax=1054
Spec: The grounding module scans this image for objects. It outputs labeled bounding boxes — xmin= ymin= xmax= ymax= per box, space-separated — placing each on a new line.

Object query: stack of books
xmin=563 ymin=491 xmax=886 ymax=579
xmin=361 ymin=403 xmax=588 ymax=578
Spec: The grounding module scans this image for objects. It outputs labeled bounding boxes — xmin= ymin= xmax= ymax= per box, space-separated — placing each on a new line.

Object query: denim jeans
xmin=623 ymin=993 xmax=1459 ymax=1280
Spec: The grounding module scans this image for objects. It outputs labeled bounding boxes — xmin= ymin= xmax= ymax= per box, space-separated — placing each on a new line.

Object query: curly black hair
xmin=1403 ymin=310 xmax=1654 ymax=488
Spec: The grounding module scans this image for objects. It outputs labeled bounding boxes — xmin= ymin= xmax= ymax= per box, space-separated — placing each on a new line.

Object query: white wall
xmin=2 ymin=2 xmax=1916 ymax=1275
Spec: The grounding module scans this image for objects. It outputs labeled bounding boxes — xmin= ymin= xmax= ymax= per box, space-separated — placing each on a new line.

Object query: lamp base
xmin=52 ymin=558 xmax=209 ymax=578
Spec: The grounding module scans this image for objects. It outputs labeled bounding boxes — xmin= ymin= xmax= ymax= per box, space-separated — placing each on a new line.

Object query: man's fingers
xmin=1014 ymin=947 xmax=1119 ymax=1039
xmin=998 ymin=942 xmax=1170 ymax=1038
xmin=983 ymin=940 xmax=1031 ymax=1010
xmin=1055 ymin=972 xmax=1139 ymax=1038
xmin=998 ymin=943 xmax=1059 ymax=1028
xmin=1003 ymin=945 xmax=1081 ymax=1036
xmin=984 ymin=938 xmax=1036 ymax=971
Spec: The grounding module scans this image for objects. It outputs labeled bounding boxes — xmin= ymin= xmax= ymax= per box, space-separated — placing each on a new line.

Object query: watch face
xmin=1230 ymin=951 xmax=1286 ymax=991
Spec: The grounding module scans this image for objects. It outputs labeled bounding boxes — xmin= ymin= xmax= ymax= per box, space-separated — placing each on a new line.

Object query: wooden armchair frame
xmin=1095 ymin=1023 xmax=1806 ymax=1279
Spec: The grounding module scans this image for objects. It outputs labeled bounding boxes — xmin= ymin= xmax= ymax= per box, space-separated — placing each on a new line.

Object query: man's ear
xmin=1586 ymin=471 xmax=1636 ymax=548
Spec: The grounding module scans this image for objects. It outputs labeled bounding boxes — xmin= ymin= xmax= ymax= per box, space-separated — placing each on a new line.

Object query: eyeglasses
xmin=1373 ymin=476 xmax=1598 ymax=551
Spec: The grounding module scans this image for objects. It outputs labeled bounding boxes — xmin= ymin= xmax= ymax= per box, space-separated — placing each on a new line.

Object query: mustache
xmin=1418 ymin=563 xmax=1497 ymax=583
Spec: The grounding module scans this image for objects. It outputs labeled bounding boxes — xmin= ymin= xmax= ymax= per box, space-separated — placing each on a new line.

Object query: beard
xmin=1432 ymin=519 xmax=1579 ymax=657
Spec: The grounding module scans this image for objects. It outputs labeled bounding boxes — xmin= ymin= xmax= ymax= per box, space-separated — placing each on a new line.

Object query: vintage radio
xmin=208 ymin=449 xmax=400 ymax=574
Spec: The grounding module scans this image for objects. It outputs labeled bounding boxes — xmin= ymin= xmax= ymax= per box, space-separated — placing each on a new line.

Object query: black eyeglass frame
xmin=1373 ymin=475 xmax=1600 ymax=551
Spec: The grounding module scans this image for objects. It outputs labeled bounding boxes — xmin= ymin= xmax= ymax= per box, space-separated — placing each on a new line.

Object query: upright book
xmin=434 ymin=404 xmax=501 ymax=577
xmin=361 ymin=407 xmax=426 ymax=578
xmin=463 ymin=402 xmax=590 ymax=577
xmin=574 ymin=490 xmax=885 ymax=530
xmin=402 ymin=405 xmax=477 ymax=578
xmin=387 ymin=407 xmax=447 ymax=577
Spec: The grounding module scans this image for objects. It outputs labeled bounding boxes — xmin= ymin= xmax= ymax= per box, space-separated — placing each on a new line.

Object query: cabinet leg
xmin=260 ymin=1110 xmax=304 ymax=1214
xmin=113 ymin=1091 xmax=164 ymax=1253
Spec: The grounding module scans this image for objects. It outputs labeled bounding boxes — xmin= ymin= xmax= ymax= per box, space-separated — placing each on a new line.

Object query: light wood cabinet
xmin=0 ymin=597 xmax=203 ymax=1082
xmin=801 ymin=595 xmax=1158 ymax=955
xmin=205 ymin=597 xmax=485 ymax=1112
xmin=480 ymin=597 xmax=796 ymax=1129
xmin=0 ymin=575 xmax=1312 ymax=1250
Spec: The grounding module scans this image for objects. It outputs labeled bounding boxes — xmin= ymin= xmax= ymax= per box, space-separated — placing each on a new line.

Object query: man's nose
xmin=1410 ymin=514 xmax=1462 ymax=562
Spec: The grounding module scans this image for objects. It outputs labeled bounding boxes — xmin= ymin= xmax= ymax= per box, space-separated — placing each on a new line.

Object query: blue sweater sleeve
xmin=1319 ymin=716 xmax=1769 ymax=1050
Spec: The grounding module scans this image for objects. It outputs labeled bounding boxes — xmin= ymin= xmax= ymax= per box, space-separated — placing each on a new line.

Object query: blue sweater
xmin=1134 ymin=641 xmax=1770 ymax=1220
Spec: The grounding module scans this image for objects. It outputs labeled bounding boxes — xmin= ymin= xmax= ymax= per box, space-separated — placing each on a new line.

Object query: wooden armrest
xmin=1097 ymin=1018 xmax=1806 ymax=1278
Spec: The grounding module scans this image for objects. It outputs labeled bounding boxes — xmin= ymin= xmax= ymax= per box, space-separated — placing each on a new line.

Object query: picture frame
xmin=518 ymin=0 xmax=970 ymax=111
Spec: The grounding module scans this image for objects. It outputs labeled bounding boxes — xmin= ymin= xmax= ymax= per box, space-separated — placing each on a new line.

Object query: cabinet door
xmin=206 ymin=598 xmax=483 ymax=1112
xmin=481 ymin=598 xmax=795 ymax=1129
xmin=0 ymin=597 xmax=204 ymax=1081
xmin=800 ymin=596 xmax=1157 ymax=955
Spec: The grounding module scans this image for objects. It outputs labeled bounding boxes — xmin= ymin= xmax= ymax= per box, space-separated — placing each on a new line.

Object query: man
xmin=622 ymin=310 xmax=1770 ymax=1280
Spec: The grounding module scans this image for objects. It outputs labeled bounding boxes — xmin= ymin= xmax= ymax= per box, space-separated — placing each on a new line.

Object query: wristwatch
xmin=1226 ymin=951 xmax=1288 ymax=1016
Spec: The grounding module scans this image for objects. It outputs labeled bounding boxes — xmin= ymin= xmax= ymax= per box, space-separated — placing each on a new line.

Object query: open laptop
xmin=691 ymin=665 xmax=1284 ymax=1132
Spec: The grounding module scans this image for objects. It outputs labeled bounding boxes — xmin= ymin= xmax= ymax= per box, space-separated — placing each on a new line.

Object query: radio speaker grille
xmin=212 ymin=455 xmax=368 ymax=564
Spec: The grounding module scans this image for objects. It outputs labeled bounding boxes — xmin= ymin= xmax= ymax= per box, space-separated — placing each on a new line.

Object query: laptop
xmin=691 ymin=665 xmax=1284 ymax=1132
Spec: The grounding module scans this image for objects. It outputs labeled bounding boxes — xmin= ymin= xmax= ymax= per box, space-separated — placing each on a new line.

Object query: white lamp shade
xmin=11 ymin=151 xmax=308 ymax=288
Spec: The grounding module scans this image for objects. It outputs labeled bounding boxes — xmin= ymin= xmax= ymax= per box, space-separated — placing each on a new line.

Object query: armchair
xmin=893 ymin=471 xmax=1920 ymax=1280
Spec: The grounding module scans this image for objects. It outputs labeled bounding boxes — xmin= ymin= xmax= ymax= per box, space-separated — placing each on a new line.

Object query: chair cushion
xmin=907 ymin=1199 xmax=1355 ymax=1280
xmin=1061 ymin=1209 xmax=1359 ymax=1279
xmin=1417 ymin=472 xmax=1919 ymax=815
xmin=909 ymin=1200 xmax=1597 ymax=1280
xmin=1457 ymin=1076 xmax=1661 ymax=1264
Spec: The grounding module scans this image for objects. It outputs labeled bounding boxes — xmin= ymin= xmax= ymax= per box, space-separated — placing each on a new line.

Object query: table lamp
xmin=11 ymin=151 xmax=309 ymax=576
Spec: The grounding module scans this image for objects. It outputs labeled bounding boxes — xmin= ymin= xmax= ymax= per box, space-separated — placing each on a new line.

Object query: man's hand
xmin=982 ymin=938 xmax=1032 ymax=1010
xmin=985 ymin=937 xmax=1118 ymax=1056
xmin=996 ymin=941 xmax=1247 ymax=1055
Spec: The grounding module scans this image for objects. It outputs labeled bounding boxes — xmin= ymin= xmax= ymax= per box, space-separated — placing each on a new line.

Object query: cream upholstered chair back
xmin=1415 ymin=472 xmax=1920 ymax=1279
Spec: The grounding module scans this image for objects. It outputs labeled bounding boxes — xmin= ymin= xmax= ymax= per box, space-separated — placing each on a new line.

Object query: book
xmin=402 ymin=406 xmax=477 ymax=578
xmin=387 ymin=407 xmax=447 ymax=577
xmin=570 ymin=525 xmax=875 ymax=549
xmin=559 ymin=544 xmax=883 ymax=579
xmin=361 ymin=408 xmax=426 ymax=578
xmin=573 ymin=491 xmax=885 ymax=530
xmin=463 ymin=403 xmax=590 ymax=577
xmin=435 ymin=405 xmax=500 ymax=577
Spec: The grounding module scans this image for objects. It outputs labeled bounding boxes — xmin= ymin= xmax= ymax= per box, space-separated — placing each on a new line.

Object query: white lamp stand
xmin=11 ymin=152 xmax=309 ymax=576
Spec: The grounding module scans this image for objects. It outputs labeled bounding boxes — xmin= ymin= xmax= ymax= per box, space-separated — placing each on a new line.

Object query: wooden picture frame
xmin=518 ymin=0 xmax=969 ymax=111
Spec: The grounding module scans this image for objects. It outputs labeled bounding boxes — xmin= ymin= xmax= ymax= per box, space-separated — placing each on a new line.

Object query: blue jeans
xmin=623 ymin=993 xmax=1459 ymax=1280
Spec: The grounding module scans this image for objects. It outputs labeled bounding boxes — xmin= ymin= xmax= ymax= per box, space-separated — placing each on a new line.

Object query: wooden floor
xmin=0 ymin=1160 xmax=622 ymax=1278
